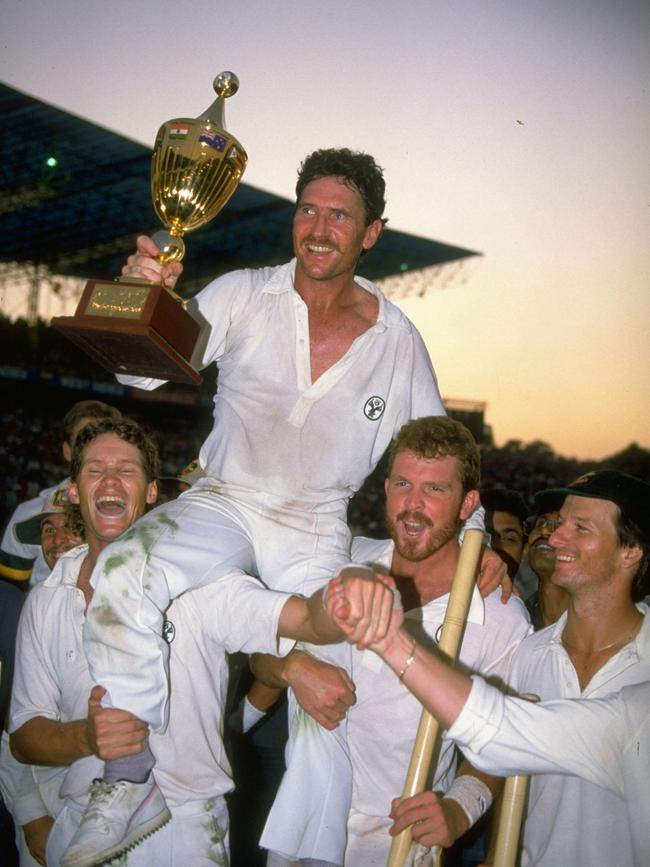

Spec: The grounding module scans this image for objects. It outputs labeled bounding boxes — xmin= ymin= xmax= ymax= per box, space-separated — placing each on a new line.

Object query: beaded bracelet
xmin=398 ymin=638 xmax=418 ymax=681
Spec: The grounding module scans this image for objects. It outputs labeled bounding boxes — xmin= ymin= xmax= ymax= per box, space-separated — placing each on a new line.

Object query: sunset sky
xmin=2 ymin=0 xmax=649 ymax=459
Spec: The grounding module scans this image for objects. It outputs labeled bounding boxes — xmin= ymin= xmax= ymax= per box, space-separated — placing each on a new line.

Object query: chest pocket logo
xmin=364 ymin=396 xmax=385 ymax=421
xmin=163 ymin=619 xmax=175 ymax=644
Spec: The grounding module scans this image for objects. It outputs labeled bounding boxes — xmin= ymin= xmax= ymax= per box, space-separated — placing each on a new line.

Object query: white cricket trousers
xmin=83 ymin=478 xmax=351 ymax=729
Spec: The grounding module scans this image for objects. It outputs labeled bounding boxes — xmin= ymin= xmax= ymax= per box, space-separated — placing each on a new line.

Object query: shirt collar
xmin=547 ymin=610 xmax=569 ymax=645
xmin=261 ymin=259 xmax=388 ymax=332
xmin=261 ymin=260 xmax=297 ymax=295
xmin=407 ymin=584 xmax=486 ymax=626
xmin=42 ymin=544 xmax=88 ymax=588
xmin=633 ymin=602 xmax=649 ymax=653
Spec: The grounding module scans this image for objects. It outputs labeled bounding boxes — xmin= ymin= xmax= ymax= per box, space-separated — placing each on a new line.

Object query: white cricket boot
xmin=60 ymin=777 xmax=171 ymax=867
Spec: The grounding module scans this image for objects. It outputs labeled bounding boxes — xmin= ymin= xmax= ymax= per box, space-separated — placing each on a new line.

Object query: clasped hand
xmin=325 ymin=566 xmax=401 ymax=650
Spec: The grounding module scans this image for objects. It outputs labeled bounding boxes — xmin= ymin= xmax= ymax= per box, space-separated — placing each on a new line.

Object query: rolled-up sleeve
xmin=448 ymin=676 xmax=625 ymax=796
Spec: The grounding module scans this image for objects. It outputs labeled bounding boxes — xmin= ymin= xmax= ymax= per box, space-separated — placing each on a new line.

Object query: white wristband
xmin=445 ymin=775 xmax=493 ymax=827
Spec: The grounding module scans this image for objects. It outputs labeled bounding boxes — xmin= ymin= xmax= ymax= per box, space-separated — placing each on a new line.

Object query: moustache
xmin=305 ymin=235 xmax=339 ymax=248
xmin=395 ymin=510 xmax=433 ymax=527
xmin=531 ymin=538 xmax=555 ymax=550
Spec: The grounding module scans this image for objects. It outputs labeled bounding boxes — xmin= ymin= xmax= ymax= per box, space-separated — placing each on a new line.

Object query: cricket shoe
xmin=60 ymin=777 xmax=171 ymax=867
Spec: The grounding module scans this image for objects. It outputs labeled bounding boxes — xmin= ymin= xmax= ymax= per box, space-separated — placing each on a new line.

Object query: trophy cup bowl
xmin=53 ymin=72 xmax=247 ymax=385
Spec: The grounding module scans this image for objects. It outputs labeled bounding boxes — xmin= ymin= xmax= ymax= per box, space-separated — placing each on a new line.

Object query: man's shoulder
xmin=510 ymin=620 xmax=558 ymax=668
xmin=464 ymin=591 xmax=532 ymax=670
xmin=621 ymin=681 xmax=650 ymax=724
xmin=25 ymin=567 xmax=64 ymax=607
xmin=19 ymin=576 xmax=56 ymax=627
xmin=379 ymin=292 xmax=419 ymax=333
xmin=351 ymin=536 xmax=394 ymax=572
xmin=20 ymin=554 xmax=83 ymax=637
xmin=507 ymin=624 xmax=565 ymax=695
xmin=199 ymin=261 xmax=292 ymax=297
xmin=483 ymin=588 xmax=531 ymax=630
xmin=354 ymin=273 xmax=420 ymax=332
xmin=633 ymin=602 xmax=650 ymax=660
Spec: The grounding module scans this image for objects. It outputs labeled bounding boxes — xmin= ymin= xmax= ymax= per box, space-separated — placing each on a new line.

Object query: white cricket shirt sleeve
xmin=9 ymin=589 xmax=63 ymax=733
xmin=0 ymin=486 xmax=57 ymax=585
xmin=0 ymin=732 xmax=49 ymax=825
xmin=406 ymin=324 xmax=445 ymax=419
xmin=448 ymin=675 xmax=630 ymax=795
xmin=192 ymin=571 xmax=296 ymax=656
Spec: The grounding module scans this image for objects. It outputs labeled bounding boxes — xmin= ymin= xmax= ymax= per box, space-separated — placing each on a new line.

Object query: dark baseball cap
xmin=534 ymin=470 xmax=650 ymax=540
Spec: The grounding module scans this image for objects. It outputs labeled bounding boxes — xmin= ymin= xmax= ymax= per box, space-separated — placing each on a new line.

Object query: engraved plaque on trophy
xmin=53 ymin=72 xmax=247 ymax=385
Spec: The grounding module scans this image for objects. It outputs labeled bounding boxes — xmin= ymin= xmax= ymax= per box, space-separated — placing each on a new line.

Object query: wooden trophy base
xmin=53 ymin=280 xmax=202 ymax=386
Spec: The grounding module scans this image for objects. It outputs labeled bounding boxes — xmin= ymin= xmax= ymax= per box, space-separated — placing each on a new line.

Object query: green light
xmin=400 ymin=263 xmax=409 ymax=272
xmin=46 ymin=156 xmax=58 ymax=168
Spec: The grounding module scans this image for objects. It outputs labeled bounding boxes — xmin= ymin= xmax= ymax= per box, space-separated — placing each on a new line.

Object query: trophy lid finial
xmin=198 ymin=71 xmax=241 ymax=128
xmin=213 ymin=71 xmax=239 ymax=98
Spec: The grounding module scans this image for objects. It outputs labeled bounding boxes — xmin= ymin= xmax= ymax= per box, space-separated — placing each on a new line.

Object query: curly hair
xmin=387 ymin=416 xmax=480 ymax=494
xmin=70 ymin=417 xmax=160 ymax=483
xmin=295 ymin=148 xmax=387 ymax=226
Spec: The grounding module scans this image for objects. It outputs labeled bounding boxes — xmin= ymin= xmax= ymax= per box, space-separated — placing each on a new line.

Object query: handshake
xmin=323 ymin=564 xmax=403 ymax=652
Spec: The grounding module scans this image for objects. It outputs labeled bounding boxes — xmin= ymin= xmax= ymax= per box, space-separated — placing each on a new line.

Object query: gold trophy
xmin=53 ymin=72 xmax=247 ymax=385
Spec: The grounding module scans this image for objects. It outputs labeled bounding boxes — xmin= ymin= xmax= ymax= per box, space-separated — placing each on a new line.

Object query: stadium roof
xmin=0 ymin=82 xmax=479 ymax=292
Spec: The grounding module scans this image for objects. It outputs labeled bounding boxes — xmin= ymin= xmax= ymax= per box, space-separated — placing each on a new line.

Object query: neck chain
xmin=563 ymin=629 xmax=637 ymax=656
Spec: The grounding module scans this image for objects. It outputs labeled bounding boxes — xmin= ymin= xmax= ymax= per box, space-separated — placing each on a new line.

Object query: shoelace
xmin=86 ymin=781 xmax=128 ymax=816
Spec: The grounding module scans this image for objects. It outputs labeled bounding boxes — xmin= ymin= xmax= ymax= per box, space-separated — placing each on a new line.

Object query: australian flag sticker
xmin=200 ymin=130 xmax=226 ymax=152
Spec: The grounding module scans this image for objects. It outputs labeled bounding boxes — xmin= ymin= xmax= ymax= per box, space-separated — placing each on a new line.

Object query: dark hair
xmin=480 ymin=488 xmax=528 ymax=526
xmin=614 ymin=508 xmax=650 ymax=602
xmin=63 ymin=400 xmax=122 ymax=444
xmin=70 ymin=418 xmax=160 ymax=483
xmin=387 ymin=417 xmax=480 ymax=493
xmin=296 ymin=148 xmax=387 ymax=226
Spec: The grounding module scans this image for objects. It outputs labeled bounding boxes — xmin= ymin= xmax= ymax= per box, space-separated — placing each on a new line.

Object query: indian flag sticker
xmin=169 ymin=123 xmax=190 ymax=139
